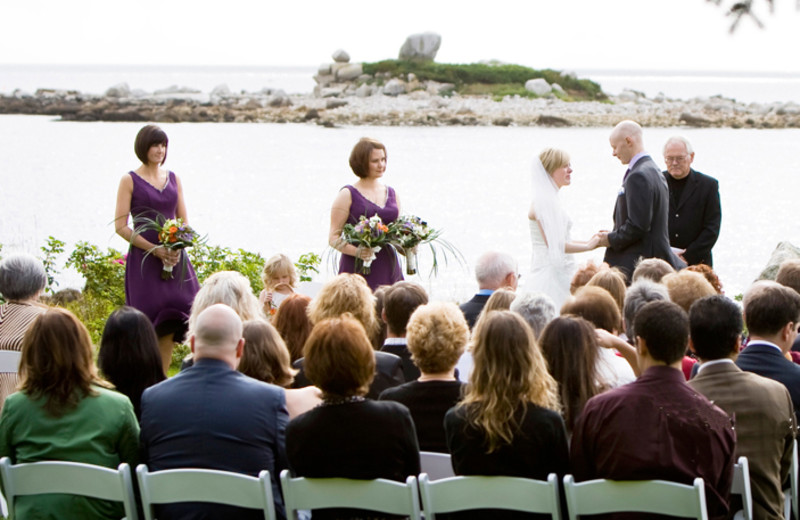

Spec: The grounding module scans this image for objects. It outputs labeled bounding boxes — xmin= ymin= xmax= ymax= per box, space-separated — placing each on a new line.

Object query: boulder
xmin=211 ymin=84 xmax=231 ymax=98
xmin=332 ymin=49 xmax=350 ymax=63
xmin=382 ymin=78 xmax=407 ymax=96
xmin=269 ymin=91 xmax=292 ymax=107
xmin=326 ymin=99 xmax=348 ymax=109
xmin=154 ymin=85 xmax=201 ymax=95
xmin=679 ymin=113 xmax=713 ymax=127
xmin=398 ymin=32 xmax=441 ymax=62
xmin=335 ymin=63 xmax=363 ymax=81
xmin=318 ymin=64 xmax=332 ymax=75
xmin=757 ymin=241 xmax=800 ymax=280
xmin=551 ymin=83 xmax=565 ymax=96
xmin=105 ymin=83 xmax=131 ymax=98
xmin=525 ymin=78 xmax=551 ymax=96
xmin=356 ymin=84 xmax=374 ymax=97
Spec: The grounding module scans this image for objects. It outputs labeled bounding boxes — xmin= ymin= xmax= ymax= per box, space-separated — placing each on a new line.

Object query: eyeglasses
xmin=664 ymin=155 xmax=688 ymax=164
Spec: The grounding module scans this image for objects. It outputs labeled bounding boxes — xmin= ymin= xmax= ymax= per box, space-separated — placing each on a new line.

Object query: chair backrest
xmin=785 ymin=438 xmax=798 ymax=520
xmin=563 ymin=474 xmax=709 ymax=520
xmin=136 ymin=464 xmax=275 ymax=520
xmin=419 ymin=451 xmax=455 ymax=481
xmin=279 ymin=469 xmax=420 ymax=520
xmin=419 ymin=472 xmax=560 ymax=520
xmin=0 ymin=350 xmax=21 ymax=372
xmin=731 ymin=456 xmax=752 ymax=520
xmin=0 ymin=457 xmax=138 ymax=520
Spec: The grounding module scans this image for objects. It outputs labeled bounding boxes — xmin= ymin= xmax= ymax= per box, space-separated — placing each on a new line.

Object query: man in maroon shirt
xmin=570 ymin=300 xmax=736 ymax=519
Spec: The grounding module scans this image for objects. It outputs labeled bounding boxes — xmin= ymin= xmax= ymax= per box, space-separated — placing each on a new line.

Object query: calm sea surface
xmin=2 ymin=66 xmax=799 ymax=300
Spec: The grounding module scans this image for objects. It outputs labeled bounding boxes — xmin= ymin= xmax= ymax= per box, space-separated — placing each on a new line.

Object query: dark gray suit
xmin=604 ymin=155 xmax=684 ymax=279
xmin=140 ymin=358 xmax=288 ymax=520
xmin=689 ymin=361 xmax=795 ymax=520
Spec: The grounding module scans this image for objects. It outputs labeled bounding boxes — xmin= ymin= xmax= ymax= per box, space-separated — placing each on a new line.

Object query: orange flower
xmin=169 ymin=226 xmax=178 ymax=233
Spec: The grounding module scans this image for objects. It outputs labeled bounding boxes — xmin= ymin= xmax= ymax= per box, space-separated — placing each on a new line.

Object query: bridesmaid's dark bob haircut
xmin=349 ymin=137 xmax=386 ymax=178
xmin=134 ymin=124 xmax=169 ymax=165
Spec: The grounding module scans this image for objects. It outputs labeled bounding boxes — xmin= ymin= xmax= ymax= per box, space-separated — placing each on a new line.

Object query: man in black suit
xmin=459 ymin=251 xmax=518 ymax=328
xmin=736 ymin=281 xmax=800 ymax=418
xmin=599 ymin=120 xmax=684 ymax=280
xmin=140 ymin=304 xmax=288 ymax=520
xmin=663 ymin=136 xmax=721 ymax=267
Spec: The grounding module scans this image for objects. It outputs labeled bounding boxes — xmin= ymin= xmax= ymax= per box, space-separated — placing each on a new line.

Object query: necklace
xmin=318 ymin=395 xmax=365 ymax=407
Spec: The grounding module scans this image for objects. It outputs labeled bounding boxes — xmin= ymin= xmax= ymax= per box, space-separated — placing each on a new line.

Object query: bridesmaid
xmin=114 ymin=124 xmax=199 ymax=373
xmin=328 ymin=137 xmax=404 ymax=291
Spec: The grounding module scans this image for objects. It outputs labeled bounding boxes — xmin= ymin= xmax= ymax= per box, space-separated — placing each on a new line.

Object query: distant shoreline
xmin=2 ymin=86 xmax=800 ymax=128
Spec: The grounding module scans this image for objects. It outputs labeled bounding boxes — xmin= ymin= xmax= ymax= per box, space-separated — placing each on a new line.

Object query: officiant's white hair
xmin=474 ymin=251 xmax=517 ymax=289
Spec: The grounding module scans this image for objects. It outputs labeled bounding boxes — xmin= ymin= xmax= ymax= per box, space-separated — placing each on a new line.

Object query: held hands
xmin=355 ymin=245 xmax=376 ymax=261
xmin=596 ymin=230 xmax=610 ymax=248
xmin=154 ymin=245 xmax=180 ymax=267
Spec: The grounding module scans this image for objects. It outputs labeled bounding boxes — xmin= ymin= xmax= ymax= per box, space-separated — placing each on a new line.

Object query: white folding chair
xmin=0 ymin=351 xmax=21 ymax=372
xmin=419 ymin=451 xmax=455 ymax=481
xmin=785 ymin=438 xmax=798 ymax=520
xmin=732 ymin=456 xmax=753 ymax=520
xmin=280 ymin=469 xmax=421 ymax=520
xmin=136 ymin=464 xmax=275 ymax=520
xmin=563 ymin=474 xmax=708 ymax=520
xmin=419 ymin=472 xmax=560 ymax=519
xmin=0 ymin=457 xmax=138 ymax=520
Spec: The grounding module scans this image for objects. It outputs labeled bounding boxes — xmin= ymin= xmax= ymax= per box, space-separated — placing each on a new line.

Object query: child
xmin=260 ymin=254 xmax=298 ymax=317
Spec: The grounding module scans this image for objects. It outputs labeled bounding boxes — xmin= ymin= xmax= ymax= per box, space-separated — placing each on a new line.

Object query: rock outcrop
xmin=398 ymin=32 xmax=441 ymax=62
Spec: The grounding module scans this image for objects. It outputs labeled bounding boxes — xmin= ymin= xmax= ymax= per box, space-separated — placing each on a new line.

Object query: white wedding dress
xmin=525 ymin=218 xmax=576 ymax=310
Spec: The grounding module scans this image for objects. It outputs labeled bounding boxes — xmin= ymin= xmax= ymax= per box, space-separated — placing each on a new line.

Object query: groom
xmin=598 ymin=120 xmax=685 ymax=280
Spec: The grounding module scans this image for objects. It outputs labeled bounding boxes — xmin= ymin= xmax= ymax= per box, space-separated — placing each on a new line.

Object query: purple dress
xmin=338 ymin=185 xmax=403 ymax=291
xmin=125 ymin=171 xmax=199 ymax=337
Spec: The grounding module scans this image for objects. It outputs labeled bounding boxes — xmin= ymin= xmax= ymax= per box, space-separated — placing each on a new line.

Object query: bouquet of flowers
xmin=341 ymin=214 xmax=391 ymax=274
xmin=131 ymin=213 xmax=203 ymax=281
xmin=156 ymin=218 xmax=201 ymax=279
xmin=388 ymin=215 xmax=462 ymax=275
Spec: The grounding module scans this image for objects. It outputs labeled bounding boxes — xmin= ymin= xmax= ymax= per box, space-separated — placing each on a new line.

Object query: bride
xmin=526 ymin=148 xmax=599 ymax=309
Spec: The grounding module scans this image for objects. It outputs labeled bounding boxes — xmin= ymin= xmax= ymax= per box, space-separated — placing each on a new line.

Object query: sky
xmin=3 ymin=0 xmax=799 ymax=72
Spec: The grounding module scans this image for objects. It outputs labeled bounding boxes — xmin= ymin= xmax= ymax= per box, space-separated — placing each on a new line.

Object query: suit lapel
xmin=675 ymin=170 xmax=699 ymax=210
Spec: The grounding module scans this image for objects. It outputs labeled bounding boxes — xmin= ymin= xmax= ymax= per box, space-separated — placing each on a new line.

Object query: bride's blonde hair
xmin=539 ymin=148 xmax=570 ymax=175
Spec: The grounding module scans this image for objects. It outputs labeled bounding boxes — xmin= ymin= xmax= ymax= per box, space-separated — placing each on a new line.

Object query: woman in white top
xmin=526 ymin=148 xmax=600 ymax=309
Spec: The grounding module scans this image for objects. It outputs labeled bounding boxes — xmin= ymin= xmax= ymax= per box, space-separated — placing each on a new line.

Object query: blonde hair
xmin=472 ymin=288 xmax=516 ymax=332
xmin=662 ymin=270 xmax=717 ymax=313
xmin=261 ymin=254 xmax=298 ymax=291
xmin=188 ymin=271 xmax=265 ymax=336
xmin=307 ymin=273 xmax=378 ymax=339
xmin=539 ymin=148 xmax=570 ymax=176
xmin=586 ymin=268 xmax=627 ymax=315
xmin=459 ymin=310 xmax=560 ymax=452
xmin=406 ymin=302 xmax=469 ymax=375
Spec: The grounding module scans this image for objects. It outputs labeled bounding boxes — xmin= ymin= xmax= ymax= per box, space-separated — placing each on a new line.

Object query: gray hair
xmin=510 ymin=292 xmax=557 ymax=339
xmin=188 ymin=271 xmax=264 ymax=337
xmin=474 ymin=251 xmax=517 ymax=289
xmin=663 ymin=135 xmax=694 ymax=155
xmin=623 ymin=279 xmax=670 ymax=339
xmin=0 ymin=253 xmax=47 ymax=301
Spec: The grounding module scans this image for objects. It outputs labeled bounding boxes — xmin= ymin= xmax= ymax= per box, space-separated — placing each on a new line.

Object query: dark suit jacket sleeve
xmin=608 ymin=171 xmax=653 ymax=251
xmin=683 ymin=177 xmax=721 ymax=265
xmin=274 ymin=389 xmax=290 ymax=476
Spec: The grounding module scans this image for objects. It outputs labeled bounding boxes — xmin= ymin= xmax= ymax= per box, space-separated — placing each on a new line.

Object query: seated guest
xmin=272 ymin=293 xmax=312 ymax=363
xmin=98 ymin=306 xmax=166 ymax=419
xmin=688 ymin=295 xmax=795 ymax=520
xmin=457 ymin=288 xmax=518 ymax=382
xmin=287 ymin=315 xmax=420 ymax=520
xmin=510 ymin=291 xmax=557 ymax=340
xmin=182 ymin=270 xmax=267 ymax=369
xmin=295 ymin=273 xmax=403 ymax=399
xmin=569 ymin=259 xmax=604 ymax=295
xmin=662 ymin=269 xmax=716 ymax=313
xmin=631 ymin=257 xmax=676 ymax=283
xmin=776 ymin=258 xmax=800 ymax=353
xmin=459 ymin=251 xmax=519 ymax=329
xmin=239 ymin=320 xmax=321 ymax=419
xmin=561 ymin=286 xmax=636 ymax=387
xmin=380 ymin=302 xmax=468 ymax=452
xmin=571 ymin=301 xmax=736 ymax=520
xmin=140 ymin=304 xmax=288 ymax=520
xmin=622 ymin=279 xmax=670 ymax=341
xmin=445 ymin=311 xmax=568 ymax=485
xmin=687 ymin=263 xmax=724 ymax=293
xmin=538 ymin=316 xmax=608 ymax=433
xmin=379 ymin=281 xmax=429 ymax=382
xmin=736 ymin=281 xmax=800 ymax=417
xmin=585 ymin=267 xmax=627 ymax=316
xmin=0 ymin=253 xmax=48 ymax=411
xmin=0 ymin=308 xmax=139 ymax=520
xmin=372 ymin=285 xmax=389 ymax=349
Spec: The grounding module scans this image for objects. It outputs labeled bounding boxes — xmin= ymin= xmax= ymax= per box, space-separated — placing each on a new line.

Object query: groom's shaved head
xmin=610 ymin=120 xmax=644 ymax=165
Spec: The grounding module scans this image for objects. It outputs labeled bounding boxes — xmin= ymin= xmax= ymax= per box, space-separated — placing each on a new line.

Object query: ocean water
xmin=2 ymin=113 xmax=798 ymax=301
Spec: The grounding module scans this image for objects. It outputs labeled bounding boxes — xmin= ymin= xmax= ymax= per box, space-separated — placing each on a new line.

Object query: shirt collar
xmin=696 ymin=358 xmax=735 ymax=374
xmin=628 ymin=152 xmax=649 ymax=169
xmin=477 ymin=289 xmax=494 ymax=296
xmin=383 ymin=337 xmax=407 ymax=346
xmin=746 ymin=340 xmax=783 ymax=354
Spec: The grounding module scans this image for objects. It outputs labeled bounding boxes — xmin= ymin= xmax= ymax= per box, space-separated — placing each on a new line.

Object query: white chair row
xmin=0 ymin=454 xmax=766 ymax=520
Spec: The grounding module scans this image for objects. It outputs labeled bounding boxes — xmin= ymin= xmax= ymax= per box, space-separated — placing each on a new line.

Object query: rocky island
xmin=2 ymin=33 xmax=799 ymax=129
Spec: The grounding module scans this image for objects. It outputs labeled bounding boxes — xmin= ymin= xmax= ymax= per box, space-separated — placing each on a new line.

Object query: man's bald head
xmin=609 ymin=120 xmax=644 ymax=165
xmin=192 ymin=303 xmax=244 ymax=359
